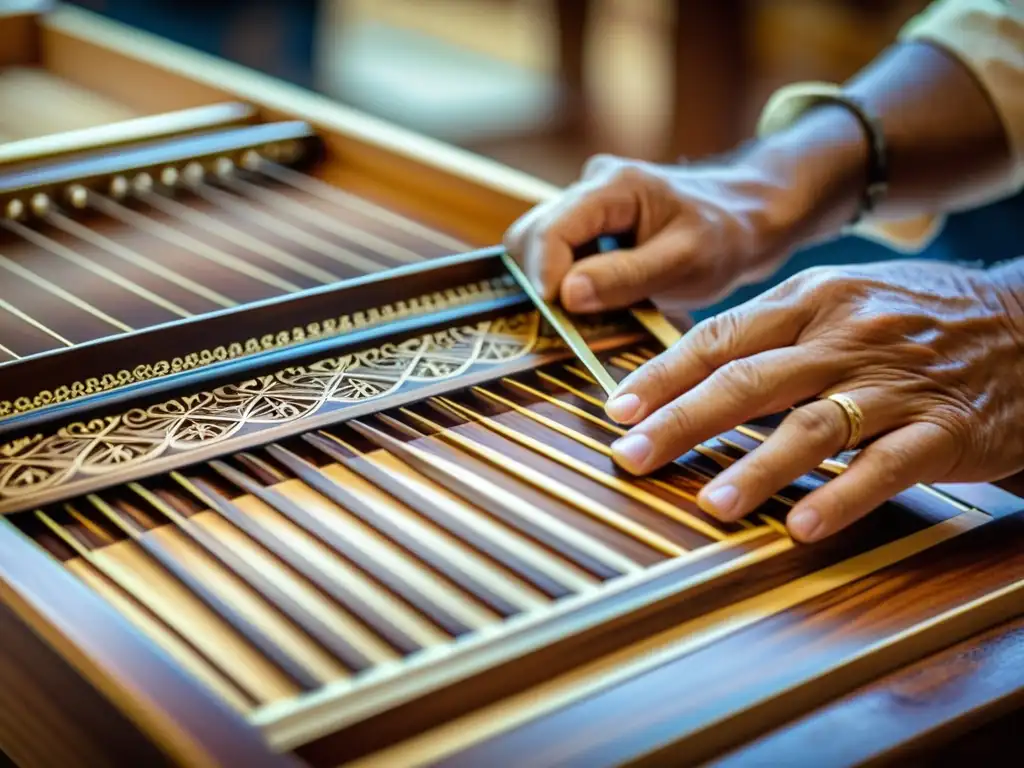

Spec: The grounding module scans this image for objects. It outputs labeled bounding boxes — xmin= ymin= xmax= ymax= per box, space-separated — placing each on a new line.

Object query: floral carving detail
xmin=0 ymin=276 xmax=519 ymax=419
xmin=0 ymin=311 xmax=607 ymax=504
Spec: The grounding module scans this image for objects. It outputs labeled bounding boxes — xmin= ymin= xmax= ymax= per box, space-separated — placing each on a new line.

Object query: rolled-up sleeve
xmin=900 ymin=0 xmax=1024 ymax=193
xmin=856 ymin=0 xmax=1024 ymax=251
xmin=760 ymin=0 xmax=1024 ymax=252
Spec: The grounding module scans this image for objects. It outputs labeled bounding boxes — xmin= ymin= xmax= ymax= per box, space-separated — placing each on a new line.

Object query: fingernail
xmin=611 ymin=433 xmax=652 ymax=471
xmin=605 ymin=392 xmax=641 ymax=423
xmin=788 ymin=507 xmax=823 ymax=542
xmin=609 ymin=373 xmax=636 ymax=401
xmin=701 ymin=484 xmax=739 ymax=518
xmin=562 ymin=274 xmax=597 ymax=311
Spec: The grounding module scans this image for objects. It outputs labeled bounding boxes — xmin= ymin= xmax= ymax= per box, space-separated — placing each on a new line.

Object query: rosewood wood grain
xmin=345 ymin=419 xmax=577 ymax=602
xmin=0 ymin=595 xmax=175 ymax=768
xmin=370 ymin=412 xmax=625 ymax=581
xmin=0 ymin=247 xmax=522 ymax=441
xmin=436 ymin=512 xmax=1024 ymax=768
xmin=710 ymin=616 xmax=1024 ymax=766
xmin=387 ymin=409 xmax=666 ymax=567
xmin=90 ymin=498 xmax=323 ymax=692
xmin=293 ymin=435 xmax=523 ymax=619
xmin=207 ymin=460 xmax=426 ymax=654
xmin=127 ymin=485 xmax=376 ymax=674
xmin=291 ymin=482 xmax=968 ymax=765
xmin=0 ymin=518 xmax=291 ymax=767
xmin=175 ymin=473 xmax=471 ymax=641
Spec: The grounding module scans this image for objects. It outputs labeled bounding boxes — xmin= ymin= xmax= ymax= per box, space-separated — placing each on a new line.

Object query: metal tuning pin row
xmin=2 ymin=140 xmax=304 ymax=223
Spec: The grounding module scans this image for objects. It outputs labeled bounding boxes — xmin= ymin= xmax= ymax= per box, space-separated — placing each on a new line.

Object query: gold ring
xmin=826 ymin=393 xmax=864 ymax=451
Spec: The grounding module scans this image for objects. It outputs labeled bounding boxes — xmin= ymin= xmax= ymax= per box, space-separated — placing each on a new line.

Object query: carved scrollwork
xmin=0 ymin=311 xmax=606 ymax=503
xmin=0 ymin=276 xmax=519 ymax=419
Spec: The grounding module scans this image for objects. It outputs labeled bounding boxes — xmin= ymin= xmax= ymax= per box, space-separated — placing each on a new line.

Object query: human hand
xmin=603 ymin=260 xmax=1024 ymax=542
xmin=503 ymin=153 xmax=819 ymax=315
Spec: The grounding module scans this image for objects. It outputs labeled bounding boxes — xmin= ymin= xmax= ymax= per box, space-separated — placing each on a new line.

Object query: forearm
xmin=746 ymin=40 xmax=1015 ymax=245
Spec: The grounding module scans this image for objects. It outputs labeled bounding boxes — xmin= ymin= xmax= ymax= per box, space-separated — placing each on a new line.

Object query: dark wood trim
xmin=0 ymin=247 xmax=514 ymax=441
xmin=710 ymin=616 xmax=1024 ymax=766
xmin=0 ymin=330 xmax=643 ymax=516
xmin=436 ymin=511 xmax=1024 ymax=768
xmin=294 ymin=481 xmax=970 ymax=766
xmin=0 ymin=120 xmax=319 ymax=206
xmin=0 ymin=518 xmax=291 ymax=767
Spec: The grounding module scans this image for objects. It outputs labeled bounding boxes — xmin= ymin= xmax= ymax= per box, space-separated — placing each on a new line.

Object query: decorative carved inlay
xmin=0 ymin=276 xmax=520 ymax=419
xmin=0 ymin=311 xmax=629 ymax=508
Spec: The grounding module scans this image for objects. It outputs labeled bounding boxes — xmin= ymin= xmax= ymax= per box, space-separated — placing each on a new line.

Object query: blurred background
xmin=58 ymin=0 xmax=1024 ymax=316
xmin=67 ymin=0 xmax=931 ymax=184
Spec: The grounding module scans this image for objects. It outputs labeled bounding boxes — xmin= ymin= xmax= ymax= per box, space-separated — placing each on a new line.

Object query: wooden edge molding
xmin=0 ymin=101 xmax=256 ymax=167
xmin=0 ymin=517 xmax=288 ymax=767
xmin=268 ymin=491 xmax=979 ymax=762
xmin=0 ymin=250 xmax=516 ymax=436
xmin=40 ymin=5 xmax=561 ymax=212
xmin=710 ymin=615 xmax=1024 ymax=765
xmin=332 ymin=510 xmax=991 ymax=766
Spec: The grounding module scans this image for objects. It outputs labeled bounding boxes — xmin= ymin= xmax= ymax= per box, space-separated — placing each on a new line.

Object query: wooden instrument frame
xmin=0 ymin=4 xmax=1022 ymax=767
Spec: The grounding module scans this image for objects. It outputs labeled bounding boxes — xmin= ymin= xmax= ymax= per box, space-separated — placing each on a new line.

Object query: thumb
xmin=504 ymin=179 xmax=644 ymax=301
xmin=560 ymin=225 xmax=706 ymax=312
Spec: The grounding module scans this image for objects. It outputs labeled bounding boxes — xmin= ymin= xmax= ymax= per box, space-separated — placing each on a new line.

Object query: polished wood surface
xmin=0 ymin=4 xmax=1021 ymax=767
xmin=0 ymin=517 xmax=291 ymax=767
xmin=713 ymin=615 xmax=1024 ymax=765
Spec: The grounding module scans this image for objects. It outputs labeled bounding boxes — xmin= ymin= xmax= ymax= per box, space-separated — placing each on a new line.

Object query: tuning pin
xmin=66 ymin=185 xmax=89 ymax=208
xmin=132 ymin=173 xmax=153 ymax=195
xmin=214 ymin=157 xmax=235 ymax=179
xmin=66 ymin=185 xmax=89 ymax=209
xmin=30 ymin=193 xmax=50 ymax=217
xmin=5 ymin=199 xmax=24 ymax=220
xmin=241 ymin=149 xmax=262 ymax=171
xmin=183 ymin=161 xmax=205 ymax=188
xmin=109 ymin=176 xmax=129 ymax=199
xmin=160 ymin=167 xmax=179 ymax=187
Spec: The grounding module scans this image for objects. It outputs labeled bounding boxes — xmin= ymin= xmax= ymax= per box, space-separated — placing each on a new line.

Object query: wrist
xmin=746 ymin=104 xmax=871 ymax=246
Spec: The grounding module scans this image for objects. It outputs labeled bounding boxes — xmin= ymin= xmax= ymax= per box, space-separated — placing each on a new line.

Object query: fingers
xmin=783 ymin=421 xmax=957 ymax=542
xmin=610 ymin=346 xmax=842 ymax=475
xmin=696 ymin=386 xmax=901 ymax=522
xmin=605 ymin=298 xmax=813 ymax=425
xmin=559 ymin=226 xmax=702 ymax=313
xmin=503 ymin=174 xmax=644 ymax=301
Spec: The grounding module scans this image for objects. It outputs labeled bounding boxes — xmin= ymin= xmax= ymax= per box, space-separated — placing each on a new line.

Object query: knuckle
xmin=581 ymin=153 xmax=621 ymax=179
xmin=606 ymin=255 xmax=653 ymax=290
xmin=787 ymin=405 xmax=839 ymax=444
xmin=660 ymin=401 xmax=698 ymax=442
xmin=635 ymin=354 xmax=675 ymax=398
xmin=607 ymin=162 xmax=652 ymax=189
xmin=860 ymin=446 xmax=910 ymax=488
xmin=797 ymin=265 xmax=847 ymax=297
xmin=693 ymin=312 xmax=741 ymax=359
xmin=503 ymin=211 xmax=538 ymax=254
xmin=735 ymin=452 xmax=776 ymax=492
xmin=714 ymin=358 xmax=762 ymax=400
